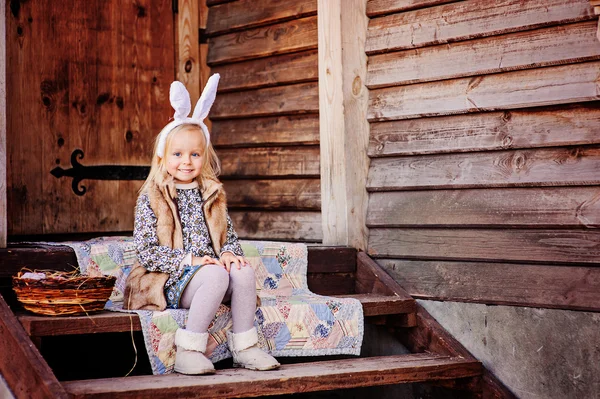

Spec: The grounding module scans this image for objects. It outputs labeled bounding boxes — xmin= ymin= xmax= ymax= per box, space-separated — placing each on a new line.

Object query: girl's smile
xmin=165 ymin=128 xmax=205 ymax=184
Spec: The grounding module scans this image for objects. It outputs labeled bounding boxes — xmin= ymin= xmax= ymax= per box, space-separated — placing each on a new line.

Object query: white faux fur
xmin=227 ymin=327 xmax=258 ymax=353
xmin=175 ymin=329 xmax=208 ymax=353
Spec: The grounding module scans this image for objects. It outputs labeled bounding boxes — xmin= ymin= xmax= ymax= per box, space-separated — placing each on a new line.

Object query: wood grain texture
xmin=212 ymin=82 xmax=319 ymax=119
xmin=368 ymin=228 xmax=600 ymax=264
xmin=367 ymin=21 xmax=600 ymax=88
xmin=219 ymin=146 xmax=320 ymax=177
xmin=176 ymin=0 xmax=200 ymax=103
xmin=366 ymin=0 xmax=456 ymax=16
xmin=0 ymin=295 xmax=69 ymax=399
xmin=207 ymin=16 xmax=317 ymax=65
xmin=206 ymin=0 xmax=234 ymax=5
xmin=367 ymin=187 xmax=600 ymax=228
xmin=223 ymin=178 xmax=321 ymax=210
xmin=318 ymin=0 xmax=371 ymax=250
xmin=63 ymin=354 xmax=481 ymax=399
xmin=230 ymin=211 xmax=322 ymax=241
xmin=0 ymin=244 xmax=78 ymax=278
xmin=7 ymin=0 xmax=174 ymax=235
xmin=207 ymin=0 xmax=317 ymax=36
xmin=368 ymin=105 xmax=600 ymax=157
xmin=368 ymin=61 xmax=600 ymax=121
xmin=212 ymin=114 xmax=319 ymax=147
xmin=0 ymin=0 xmax=5 ymax=247
xmin=367 ymin=145 xmax=600 ymax=191
xmin=307 ymin=246 xmax=357 ymax=273
xmin=379 ymin=258 xmax=600 ymax=311
xmin=356 ymin=252 xmax=415 ymax=305
xmin=212 ymin=50 xmax=318 ymax=92
xmin=366 ymin=0 xmax=595 ymax=54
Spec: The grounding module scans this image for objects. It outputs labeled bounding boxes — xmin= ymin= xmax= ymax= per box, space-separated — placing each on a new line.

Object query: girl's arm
xmin=134 ymin=193 xmax=189 ymax=286
xmin=219 ymin=211 xmax=244 ymax=258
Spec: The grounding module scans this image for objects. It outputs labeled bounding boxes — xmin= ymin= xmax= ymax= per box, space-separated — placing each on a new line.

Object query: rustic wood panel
xmin=213 ymin=50 xmax=318 ymax=92
xmin=219 ymin=146 xmax=320 ymax=177
xmin=207 ymin=0 xmax=317 ymax=36
xmin=307 ymin=246 xmax=357 ymax=273
xmin=356 ymin=252 xmax=415 ymax=306
xmin=368 ymin=228 xmax=600 ymax=264
xmin=206 ymin=0 xmax=234 ymax=6
xmin=7 ymin=0 xmax=174 ymax=235
xmin=64 ymin=354 xmax=481 ymax=399
xmin=176 ymin=0 xmax=200 ymax=103
xmin=0 ymin=0 xmax=5 ymax=247
xmin=366 ymin=0 xmax=456 ymax=16
xmin=368 ymin=104 xmax=600 ymax=157
xmin=368 ymin=61 xmax=600 ymax=121
xmin=379 ymin=259 xmax=600 ymax=311
xmin=0 ymin=295 xmax=69 ymax=398
xmin=224 ymin=178 xmax=320 ymax=210
xmin=207 ymin=16 xmax=318 ymax=65
xmin=367 ymin=21 xmax=600 ymax=88
xmin=212 ymin=114 xmax=319 ymax=147
xmin=230 ymin=211 xmax=322 ymax=241
xmin=366 ymin=0 xmax=595 ymax=54
xmin=212 ymin=82 xmax=319 ymax=119
xmin=367 ymin=145 xmax=600 ymax=191
xmin=367 ymin=187 xmax=600 ymax=228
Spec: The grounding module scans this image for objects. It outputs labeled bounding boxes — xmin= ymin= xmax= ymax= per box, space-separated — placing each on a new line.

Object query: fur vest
xmin=124 ymin=175 xmax=229 ymax=310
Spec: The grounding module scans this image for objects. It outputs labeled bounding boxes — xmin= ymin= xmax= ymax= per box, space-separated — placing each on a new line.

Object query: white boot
xmin=174 ymin=329 xmax=215 ymax=375
xmin=227 ymin=327 xmax=280 ymax=371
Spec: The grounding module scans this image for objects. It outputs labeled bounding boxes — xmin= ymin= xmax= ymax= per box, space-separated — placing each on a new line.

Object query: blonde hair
xmin=140 ymin=124 xmax=221 ymax=193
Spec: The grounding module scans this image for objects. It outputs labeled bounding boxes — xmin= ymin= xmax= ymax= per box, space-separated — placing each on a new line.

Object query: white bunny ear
xmin=170 ymin=81 xmax=191 ymax=120
xmin=192 ymin=73 xmax=220 ymax=121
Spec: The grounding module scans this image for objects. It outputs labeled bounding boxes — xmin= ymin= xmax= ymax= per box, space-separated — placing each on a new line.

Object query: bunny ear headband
xmin=155 ymin=73 xmax=220 ymax=158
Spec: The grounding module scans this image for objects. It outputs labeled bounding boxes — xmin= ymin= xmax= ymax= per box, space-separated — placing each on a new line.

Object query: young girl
xmin=129 ymin=75 xmax=280 ymax=375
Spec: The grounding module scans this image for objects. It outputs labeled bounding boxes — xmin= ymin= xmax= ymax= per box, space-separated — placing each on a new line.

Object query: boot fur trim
xmin=175 ymin=329 xmax=208 ymax=353
xmin=227 ymin=327 xmax=258 ymax=353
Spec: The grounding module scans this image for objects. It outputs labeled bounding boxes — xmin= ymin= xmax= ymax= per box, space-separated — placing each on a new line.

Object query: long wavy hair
xmin=140 ymin=124 xmax=221 ymax=193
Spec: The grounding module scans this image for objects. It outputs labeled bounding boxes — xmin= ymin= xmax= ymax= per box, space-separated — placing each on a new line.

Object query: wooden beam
xmin=366 ymin=0 xmax=456 ymax=16
xmin=175 ymin=0 xmax=200 ymax=103
xmin=366 ymin=0 xmax=594 ymax=54
xmin=379 ymin=258 xmax=600 ymax=312
xmin=0 ymin=295 xmax=69 ymax=398
xmin=224 ymin=179 xmax=321 ymax=210
xmin=318 ymin=0 xmax=370 ymax=250
xmin=0 ymin=0 xmax=5 ymax=248
xmin=219 ymin=146 xmax=320 ymax=178
xmin=230 ymin=211 xmax=323 ymax=242
xmin=63 ymin=354 xmax=482 ymax=399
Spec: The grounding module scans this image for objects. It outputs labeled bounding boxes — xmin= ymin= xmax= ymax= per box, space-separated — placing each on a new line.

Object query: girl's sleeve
xmin=219 ymin=211 xmax=244 ymax=257
xmin=134 ymin=193 xmax=189 ymax=286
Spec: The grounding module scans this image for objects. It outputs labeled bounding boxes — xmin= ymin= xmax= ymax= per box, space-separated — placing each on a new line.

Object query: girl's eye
xmin=173 ymin=152 xmax=181 ymax=157
xmin=192 ymin=153 xmax=200 ymax=157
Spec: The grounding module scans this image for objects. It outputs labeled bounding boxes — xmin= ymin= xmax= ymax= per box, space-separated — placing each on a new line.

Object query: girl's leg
xmin=224 ymin=265 xmax=257 ymax=333
xmin=181 ymin=264 xmax=230 ymax=332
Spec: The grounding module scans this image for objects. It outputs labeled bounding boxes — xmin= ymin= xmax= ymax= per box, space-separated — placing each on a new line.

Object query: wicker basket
xmin=12 ymin=270 xmax=116 ymax=316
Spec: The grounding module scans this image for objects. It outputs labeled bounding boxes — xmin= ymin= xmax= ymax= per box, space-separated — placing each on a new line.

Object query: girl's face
xmin=165 ymin=128 xmax=205 ymax=184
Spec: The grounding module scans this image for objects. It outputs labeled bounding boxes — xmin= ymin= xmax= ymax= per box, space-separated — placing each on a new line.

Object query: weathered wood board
xmin=379 ymin=259 xmax=600 ymax=311
xmin=368 ymin=228 xmax=600 ymax=264
xmin=368 ymin=61 xmax=600 ymax=121
xmin=230 ymin=211 xmax=322 ymax=241
xmin=367 ymin=145 xmax=600 ymax=191
xmin=366 ymin=0 xmax=456 ymax=16
xmin=219 ymin=146 xmax=320 ymax=177
xmin=366 ymin=0 xmax=595 ymax=54
xmin=213 ymin=50 xmax=318 ymax=92
xmin=367 ymin=187 xmax=600 ymax=228
xmin=212 ymin=114 xmax=319 ymax=147
xmin=207 ymin=16 xmax=318 ymax=65
xmin=6 ymin=0 xmax=174 ymax=235
xmin=368 ymin=105 xmax=600 ymax=156
xmin=207 ymin=0 xmax=317 ymax=36
xmin=224 ymin=178 xmax=320 ymax=210
xmin=367 ymin=21 xmax=600 ymax=88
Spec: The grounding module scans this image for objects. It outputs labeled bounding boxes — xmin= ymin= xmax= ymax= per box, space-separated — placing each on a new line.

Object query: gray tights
xmin=180 ymin=264 xmax=257 ymax=334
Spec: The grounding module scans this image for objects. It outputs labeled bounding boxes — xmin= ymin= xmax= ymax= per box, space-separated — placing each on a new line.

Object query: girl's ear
xmin=192 ymin=74 xmax=220 ymax=122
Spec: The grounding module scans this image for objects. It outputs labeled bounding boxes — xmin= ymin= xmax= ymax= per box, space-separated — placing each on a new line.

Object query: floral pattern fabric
xmin=59 ymin=236 xmax=364 ymax=375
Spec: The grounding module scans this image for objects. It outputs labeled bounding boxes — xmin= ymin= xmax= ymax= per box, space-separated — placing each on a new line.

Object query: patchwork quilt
xmin=61 ymin=236 xmax=364 ymax=375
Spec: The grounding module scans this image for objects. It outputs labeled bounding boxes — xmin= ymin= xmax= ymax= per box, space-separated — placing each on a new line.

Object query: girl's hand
xmin=220 ymin=252 xmax=249 ymax=273
xmin=192 ymin=255 xmax=220 ymax=266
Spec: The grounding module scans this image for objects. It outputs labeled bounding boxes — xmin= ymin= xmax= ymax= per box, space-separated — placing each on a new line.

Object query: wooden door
xmin=6 ymin=0 xmax=175 ymax=235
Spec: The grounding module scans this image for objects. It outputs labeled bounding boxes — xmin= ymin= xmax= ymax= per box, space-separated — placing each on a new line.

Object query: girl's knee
xmin=229 ymin=265 xmax=256 ymax=286
xmin=200 ymin=264 xmax=230 ymax=292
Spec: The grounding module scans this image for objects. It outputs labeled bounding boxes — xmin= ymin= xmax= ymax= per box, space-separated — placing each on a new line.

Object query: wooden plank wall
xmin=364 ymin=0 xmax=600 ymax=311
xmin=0 ymin=0 xmax=6 ymax=247
xmin=206 ymin=0 xmax=322 ymax=242
xmin=6 ymin=0 xmax=175 ymax=235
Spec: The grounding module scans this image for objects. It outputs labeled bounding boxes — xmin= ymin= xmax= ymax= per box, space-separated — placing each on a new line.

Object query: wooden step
xmin=18 ymin=293 xmax=416 ymax=337
xmin=63 ymin=353 xmax=482 ymax=399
